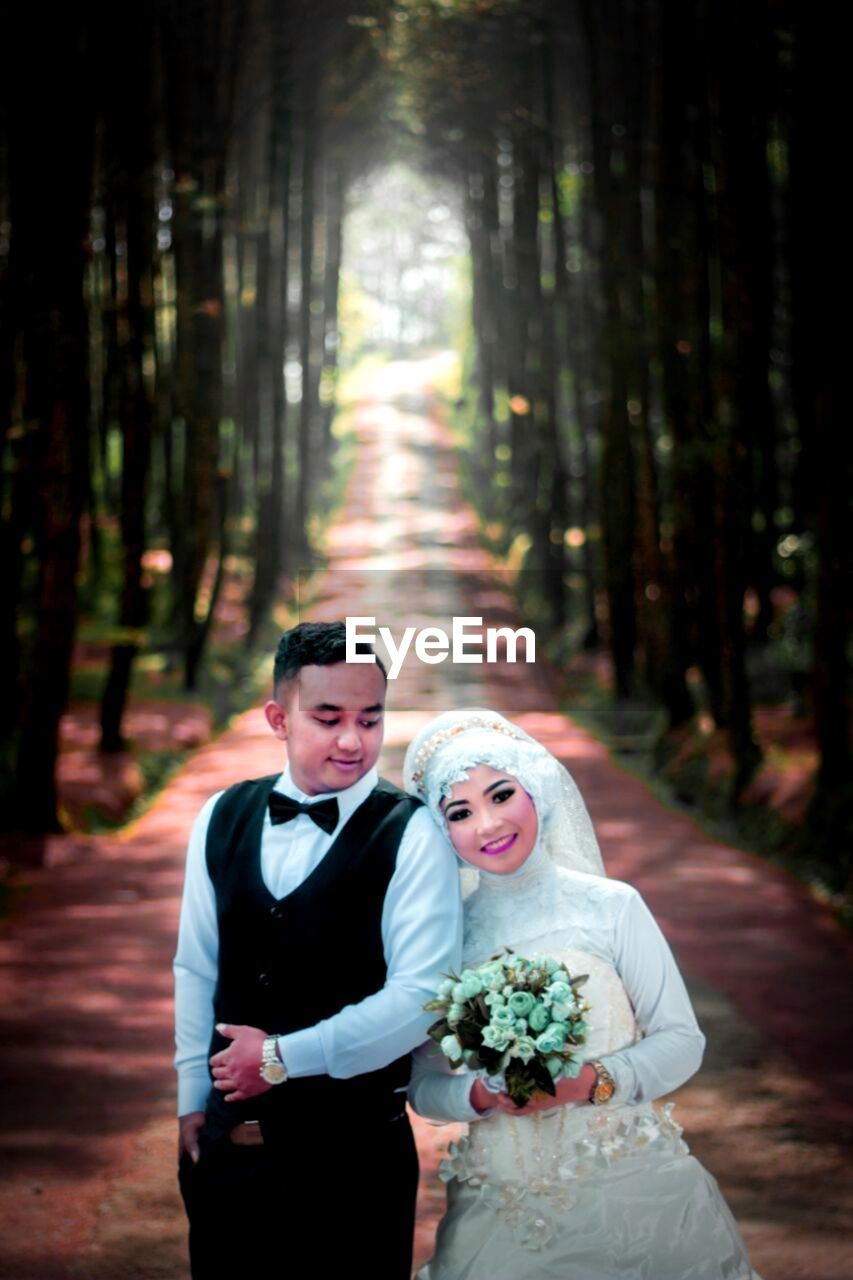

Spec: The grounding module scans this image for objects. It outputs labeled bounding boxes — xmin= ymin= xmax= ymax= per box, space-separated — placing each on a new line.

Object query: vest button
xmin=270 ymin=904 xmax=283 ymax=919
xmin=258 ymin=972 xmax=272 ymax=987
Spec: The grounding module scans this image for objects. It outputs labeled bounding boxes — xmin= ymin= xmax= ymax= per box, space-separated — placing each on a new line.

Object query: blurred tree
xmin=99 ymin=7 xmax=158 ymax=751
xmin=2 ymin=13 xmax=96 ymax=828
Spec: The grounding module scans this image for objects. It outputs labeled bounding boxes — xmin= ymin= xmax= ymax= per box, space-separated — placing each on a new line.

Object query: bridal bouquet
xmin=424 ymin=950 xmax=590 ymax=1108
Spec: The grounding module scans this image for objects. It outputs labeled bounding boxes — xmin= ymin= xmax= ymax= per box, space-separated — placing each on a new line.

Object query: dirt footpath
xmin=1 ymin=357 xmax=851 ymax=1279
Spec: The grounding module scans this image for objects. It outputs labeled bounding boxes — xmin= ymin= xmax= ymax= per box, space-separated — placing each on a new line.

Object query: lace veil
xmin=402 ymin=707 xmax=606 ymax=883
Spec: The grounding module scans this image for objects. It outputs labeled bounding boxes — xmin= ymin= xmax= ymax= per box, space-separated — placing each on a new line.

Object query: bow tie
xmin=268 ymin=792 xmax=340 ymax=835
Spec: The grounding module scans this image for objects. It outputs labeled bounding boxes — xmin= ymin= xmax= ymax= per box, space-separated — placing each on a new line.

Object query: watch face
xmin=594 ymin=1079 xmax=615 ymax=1104
xmin=261 ymin=1061 xmax=287 ymax=1085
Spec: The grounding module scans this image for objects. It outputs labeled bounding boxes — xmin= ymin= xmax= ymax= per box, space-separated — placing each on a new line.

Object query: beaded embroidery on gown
xmin=412 ymin=858 xmax=762 ymax=1280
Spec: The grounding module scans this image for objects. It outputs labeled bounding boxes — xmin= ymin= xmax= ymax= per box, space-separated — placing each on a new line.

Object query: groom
xmin=174 ymin=620 xmax=462 ymax=1278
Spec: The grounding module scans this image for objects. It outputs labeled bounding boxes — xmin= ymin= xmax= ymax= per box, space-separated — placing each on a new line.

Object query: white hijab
xmin=402 ymin=707 xmax=606 ymax=885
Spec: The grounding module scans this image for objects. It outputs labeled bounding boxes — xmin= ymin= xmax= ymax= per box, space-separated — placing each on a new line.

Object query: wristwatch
xmin=259 ymin=1035 xmax=288 ymax=1085
xmin=588 ymin=1058 xmax=616 ymax=1105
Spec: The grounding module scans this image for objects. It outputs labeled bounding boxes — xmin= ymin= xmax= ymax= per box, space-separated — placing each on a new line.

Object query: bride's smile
xmin=480 ymin=832 xmax=517 ymax=855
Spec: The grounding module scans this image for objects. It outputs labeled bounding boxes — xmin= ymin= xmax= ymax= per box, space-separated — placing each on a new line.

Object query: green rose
xmin=509 ymin=1034 xmax=537 ymax=1063
xmin=550 ymin=999 xmax=577 ymax=1021
xmin=440 ymin=1034 xmax=463 ymax=1060
xmin=528 ymin=1002 xmax=550 ymax=1033
xmin=481 ymin=1024 xmax=511 ymax=1052
xmin=514 ymin=1018 xmax=528 ymax=1033
xmin=535 ymin=1024 xmax=567 ymax=1054
xmin=508 ymin=990 xmax=535 ymax=1018
xmin=562 ymin=1057 xmax=582 ymax=1078
xmin=452 ymin=982 xmax=467 ymax=1004
xmin=482 ymin=968 xmax=505 ymax=992
xmin=460 ymin=971 xmax=483 ymax=998
xmin=546 ymin=1055 xmax=564 ymax=1079
xmin=437 ymin=978 xmax=455 ymax=998
xmin=491 ymin=1006 xmax=516 ymax=1030
xmin=447 ymin=1003 xmax=465 ymax=1026
xmin=545 ymin=981 xmax=572 ymax=1004
xmin=484 ymin=990 xmax=506 ymax=1008
xmin=543 ymin=957 xmax=561 ymax=974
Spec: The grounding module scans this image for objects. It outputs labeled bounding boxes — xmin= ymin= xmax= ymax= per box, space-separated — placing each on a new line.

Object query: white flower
xmin=440 ymin=1034 xmax=463 ymax=1060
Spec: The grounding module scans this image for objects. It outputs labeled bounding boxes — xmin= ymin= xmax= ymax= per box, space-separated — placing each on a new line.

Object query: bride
xmin=403 ymin=708 xmax=761 ymax=1280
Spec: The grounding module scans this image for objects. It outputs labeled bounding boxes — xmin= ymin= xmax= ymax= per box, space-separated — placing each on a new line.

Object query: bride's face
xmin=440 ymin=764 xmax=538 ymax=874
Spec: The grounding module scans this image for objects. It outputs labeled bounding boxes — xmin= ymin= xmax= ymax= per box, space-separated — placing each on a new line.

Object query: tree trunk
xmin=706 ymin=0 xmax=762 ymax=788
xmin=466 ymin=155 xmax=499 ymax=475
xmin=650 ymin=0 xmax=700 ymax=729
xmin=100 ymin=17 xmax=157 ymax=750
xmin=172 ymin=181 xmax=224 ymax=690
xmin=295 ymin=97 xmax=318 ymax=555
xmin=320 ymin=161 xmax=344 ymax=456
xmin=249 ymin=90 xmax=291 ymax=644
xmin=7 ymin=19 xmax=94 ymax=828
xmin=581 ymin=0 xmax=637 ymax=696
xmin=790 ymin=12 xmax=851 ymax=865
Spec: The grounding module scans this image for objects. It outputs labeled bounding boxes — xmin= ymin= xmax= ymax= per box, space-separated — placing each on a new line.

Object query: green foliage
xmin=337 ymin=271 xmax=384 ymax=365
xmin=555 ymin=166 xmax=584 ymax=221
xmin=560 ymin=662 xmax=851 ymax=927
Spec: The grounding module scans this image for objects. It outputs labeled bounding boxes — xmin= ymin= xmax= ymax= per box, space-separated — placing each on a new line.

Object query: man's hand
xmin=178 ymin=1111 xmax=205 ymax=1164
xmin=209 ymin=1023 xmax=272 ymax=1102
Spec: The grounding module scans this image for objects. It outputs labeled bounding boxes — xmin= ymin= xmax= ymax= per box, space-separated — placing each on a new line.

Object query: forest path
xmin=0 ymin=355 xmax=850 ymax=1279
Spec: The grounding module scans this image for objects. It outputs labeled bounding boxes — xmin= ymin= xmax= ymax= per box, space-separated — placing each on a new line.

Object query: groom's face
xmin=265 ymin=661 xmax=387 ymax=795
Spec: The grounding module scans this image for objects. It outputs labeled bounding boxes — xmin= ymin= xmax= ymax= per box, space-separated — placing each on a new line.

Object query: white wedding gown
xmin=410 ymin=856 xmax=761 ymax=1280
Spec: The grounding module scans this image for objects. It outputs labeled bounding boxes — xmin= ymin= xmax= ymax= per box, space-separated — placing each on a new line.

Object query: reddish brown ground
xmin=46 ymin=542 xmax=255 ymax=837
xmin=1 ymin=357 xmax=851 ymax=1279
xmin=55 ymin=702 xmax=213 ymax=832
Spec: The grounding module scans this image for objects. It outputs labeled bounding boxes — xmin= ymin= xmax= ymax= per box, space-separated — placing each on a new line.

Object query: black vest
xmin=202 ymin=774 xmax=422 ymax=1140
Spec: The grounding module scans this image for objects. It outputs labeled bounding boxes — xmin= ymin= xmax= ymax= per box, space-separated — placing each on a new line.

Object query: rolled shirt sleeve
xmin=598 ymin=888 xmax=706 ymax=1106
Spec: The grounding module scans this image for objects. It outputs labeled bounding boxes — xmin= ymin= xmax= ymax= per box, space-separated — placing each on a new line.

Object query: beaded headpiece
xmin=408 ymin=713 xmax=528 ymax=795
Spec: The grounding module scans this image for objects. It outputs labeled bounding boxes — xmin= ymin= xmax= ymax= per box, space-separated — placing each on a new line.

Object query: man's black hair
xmin=273 ymin=620 xmax=387 ymax=691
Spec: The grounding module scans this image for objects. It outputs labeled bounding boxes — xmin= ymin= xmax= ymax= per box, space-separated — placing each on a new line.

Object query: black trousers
xmin=178 ymin=1108 xmax=420 ymax=1280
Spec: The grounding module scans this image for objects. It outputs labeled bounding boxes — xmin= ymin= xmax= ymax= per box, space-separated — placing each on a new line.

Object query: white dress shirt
xmin=174 ymin=764 xmax=463 ymax=1117
xmin=408 ymin=860 xmax=705 ymax=1124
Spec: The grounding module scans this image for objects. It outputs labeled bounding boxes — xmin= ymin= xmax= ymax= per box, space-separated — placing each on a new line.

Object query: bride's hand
xmin=492 ymin=1064 xmax=597 ymax=1116
xmin=469 ymin=1077 xmax=497 ymax=1114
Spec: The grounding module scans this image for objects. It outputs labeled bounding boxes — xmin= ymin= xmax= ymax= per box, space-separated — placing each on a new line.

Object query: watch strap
xmin=589 ymin=1057 xmax=616 ymax=1105
xmin=260 ymin=1035 xmax=288 ymax=1084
